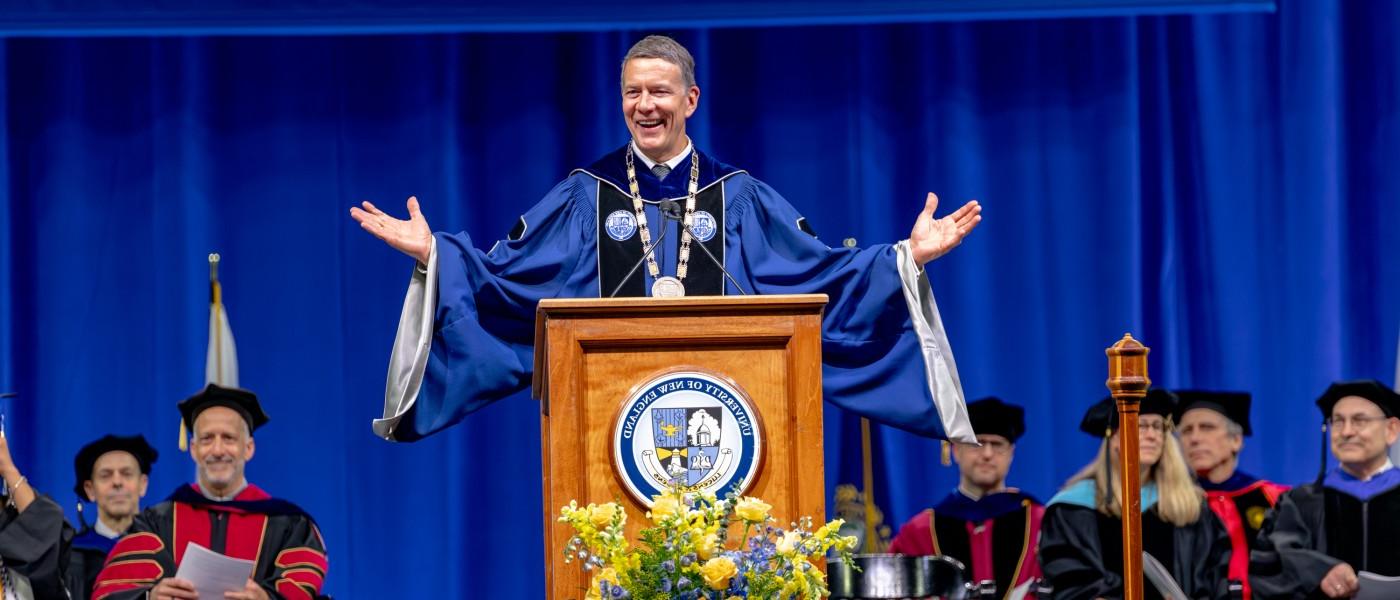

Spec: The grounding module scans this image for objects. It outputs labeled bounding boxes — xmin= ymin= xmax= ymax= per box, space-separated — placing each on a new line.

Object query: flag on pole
xmin=184 ymin=253 xmax=239 ymax=451
xmin=205 ymin=253 xmax=239 ymax=387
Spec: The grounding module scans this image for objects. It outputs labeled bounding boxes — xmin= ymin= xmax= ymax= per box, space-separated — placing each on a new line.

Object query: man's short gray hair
xmin=622 ymin=35 xmax=696 ymax=89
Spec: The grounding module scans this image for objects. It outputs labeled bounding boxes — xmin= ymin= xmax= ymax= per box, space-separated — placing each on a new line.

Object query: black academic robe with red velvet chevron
xmin=92 ymin=484 xmax=327 ymax=600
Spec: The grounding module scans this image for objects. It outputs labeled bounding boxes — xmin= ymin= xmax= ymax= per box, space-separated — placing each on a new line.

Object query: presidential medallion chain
xmin=626 ymin=146 xmax=700 ymax=296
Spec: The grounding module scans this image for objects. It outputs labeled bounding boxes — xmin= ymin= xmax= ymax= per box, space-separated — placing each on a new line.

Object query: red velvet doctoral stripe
xmin=1207 ymin=480 xmax=1288 ymax=600
xmin=1015 ymin=503 xmax=1045 ymax=587
xmin=1207 ymin=490 xmax=1250 ymax=599
xmin=277 ymin=567 xmax=325 ymax=598
xmin=174 ymin=501 xmax=211 ymax=565
xmin=966 ymin=520 xmax=996 ymax=584
xmin=224 ymin=511 xmax=270 ymax=563
xmin=103 ymin=532 xmax=164 ymax=565
xmin=92 ymin=558 xmax=164 ymax=599
xmin=276 ymin=547 xmax=329 ymax=574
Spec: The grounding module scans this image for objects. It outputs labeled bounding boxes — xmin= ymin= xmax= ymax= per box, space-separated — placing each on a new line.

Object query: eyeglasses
xmin=1138 ymin=420 xmax=1168 ymax=433
xmin=961 ymin=438 xmax=1012 ymax=455
xmin=1329 ymin=414 xmax=1388 ymax=431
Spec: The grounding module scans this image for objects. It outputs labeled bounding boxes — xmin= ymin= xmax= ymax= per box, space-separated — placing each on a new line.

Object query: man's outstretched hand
xmin=909 ymin=193 xmax=981 ymax=265
xmin=350 ymin=196 xmax=433 ymax=264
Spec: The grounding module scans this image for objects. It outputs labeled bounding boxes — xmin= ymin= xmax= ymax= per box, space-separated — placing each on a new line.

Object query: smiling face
xmin=1330 ymin=396 xmax=1400 ymax=473
xmin=190 ymin=406 xmax=255 ymax=496
xmin=621 ymin=57 xmax=699 ymax=164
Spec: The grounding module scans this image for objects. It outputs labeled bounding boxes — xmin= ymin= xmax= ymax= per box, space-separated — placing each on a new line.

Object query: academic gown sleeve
xmin=92 ymin=507 xmax=176 ymax=600
xmin=724 ymin=176 xmax=973 ymax=441
xmin=1174 ymin=502 xmax=1232 ymax=600
xmin=1249 ymin=485 xmax=1337 ymax=600
xmin=373 ymin=176 xmax=598 ymax=441
xmin=65 ymin=543 xmax=107 ymax=600
xmin=264 ymin=517 xmax=329 ymax=600
xmin=888 ymin=509 xmax=936 ymax=556
xmin=1038 ymin=503 xmax=1121 ymax=600
xmin=0 ymin=494 xmax=72 ymax=600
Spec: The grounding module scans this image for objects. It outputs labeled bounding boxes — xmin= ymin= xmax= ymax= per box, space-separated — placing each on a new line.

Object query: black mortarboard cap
xmin=967 ymin=396 xmax=1027 ymax=443
xmin=73 ymin=434 xmax=158 ymax=500
xmin=1079 ymin=389 xmax=1178 ymax=437
xmin=1315 ymin=380 xmax=1400 ymax=419
xmin=1312 ymin=379 xmax=1400 ymax=483
xmin=1172 ymin=390 xmax=1253 ymax=436
xmin=178 ymin=383 xmax=270 ymax=434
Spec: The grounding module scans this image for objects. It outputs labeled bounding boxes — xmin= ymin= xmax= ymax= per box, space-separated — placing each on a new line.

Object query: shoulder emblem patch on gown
xmin=690 ymin=210 xmax=718 ymax=242
xmin=605 ymin=210 xmax=638 ymax=241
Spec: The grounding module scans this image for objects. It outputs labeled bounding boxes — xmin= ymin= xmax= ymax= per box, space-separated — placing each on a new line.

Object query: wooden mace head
xmin=1105 ymin=333 xmax=1151 ymax=400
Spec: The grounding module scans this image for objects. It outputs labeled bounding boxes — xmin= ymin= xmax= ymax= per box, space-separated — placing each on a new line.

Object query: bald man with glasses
xmin=1252 ymin=380 xmax=1400 ymax=599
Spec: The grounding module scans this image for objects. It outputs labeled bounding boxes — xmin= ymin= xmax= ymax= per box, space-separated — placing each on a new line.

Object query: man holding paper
xmin=1251 ymin=380 xmax=1400 ymax=599
xmin=93 ymin=385 xmax=328 ymax=600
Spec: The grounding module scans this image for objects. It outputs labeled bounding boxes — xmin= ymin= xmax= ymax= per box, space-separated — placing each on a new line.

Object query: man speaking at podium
xmin=351 ymin=35 xmax=982 ymax=444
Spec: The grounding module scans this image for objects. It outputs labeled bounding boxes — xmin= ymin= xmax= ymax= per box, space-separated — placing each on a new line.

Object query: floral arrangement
xmin=558 ymin=489 xmax=858 ymax=600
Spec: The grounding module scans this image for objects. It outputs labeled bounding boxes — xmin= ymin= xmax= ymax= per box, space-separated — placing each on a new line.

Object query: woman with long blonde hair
xmin=1038 ymin=391 xmax=1231 ymax=600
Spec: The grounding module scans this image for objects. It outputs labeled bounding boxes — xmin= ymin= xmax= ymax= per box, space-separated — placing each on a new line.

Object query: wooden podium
xmin=533 ymin=294 xmax=829 ymax=600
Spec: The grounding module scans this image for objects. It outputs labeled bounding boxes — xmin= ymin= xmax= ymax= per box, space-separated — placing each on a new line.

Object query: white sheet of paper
xmin=1142 ymin=552 xmax=1189 ymax=600
xmin=1355 ymin=571 xmax=1400 ymax=600
xmin=175 ymin=541 xmax=256 ymax=600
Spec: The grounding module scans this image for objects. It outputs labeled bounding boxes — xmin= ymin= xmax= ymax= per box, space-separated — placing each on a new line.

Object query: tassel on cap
xmin=940 ymin=441 xmax=951 ymax=466
xmin=1315 ymin=419 xmax=1328 ymax=485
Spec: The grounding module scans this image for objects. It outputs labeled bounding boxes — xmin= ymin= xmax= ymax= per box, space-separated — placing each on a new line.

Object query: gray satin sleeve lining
xmin=371 ymin=236 xmax=437 ymax=441
xmin=895 ymin=240 xmax=975 ymax=444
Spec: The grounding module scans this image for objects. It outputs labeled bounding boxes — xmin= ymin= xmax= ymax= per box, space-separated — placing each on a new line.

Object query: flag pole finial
xmin=208 ymin=253 xmax=221 ymax=282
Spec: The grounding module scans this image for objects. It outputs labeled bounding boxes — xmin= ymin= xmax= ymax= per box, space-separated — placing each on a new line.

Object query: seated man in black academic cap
xmin=1173 ymin=391 xmax=1287 ymax=600
xmin=0 ymin=398 xmax=72 ymax=600
xmin=67 ymin=434 xmax=159 ymax=600
xmin=889 ymin=396 xmax=1045 ymax=598
xmin=1251 ymin=380 xmax=1400 ymax=600
xmin=93 ymin=384 xmax=328 ymax=600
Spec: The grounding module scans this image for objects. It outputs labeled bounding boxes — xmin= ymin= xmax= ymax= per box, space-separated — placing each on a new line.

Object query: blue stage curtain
xmin=2 ymin=2 xmax=1397 ymax=597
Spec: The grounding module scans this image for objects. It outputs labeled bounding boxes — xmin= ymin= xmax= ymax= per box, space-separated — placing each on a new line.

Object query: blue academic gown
xmin=372 ymin=144 xmax=971 ymax=443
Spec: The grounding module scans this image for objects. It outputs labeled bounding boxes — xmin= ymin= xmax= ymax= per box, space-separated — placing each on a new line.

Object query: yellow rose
xmin=649 ymin=494 xmax=682 ymax=521
xmin=734 ymin=496 xmax=772 ymax=523
xmin=699 ymin=556 xmax=739 ymax=590
xmin=590 ymin=503 xmax=619 ymax=529
xmin=776 ymin=530 xmax=803 ymax=555
xmin=696 ymin=531 xmax=720 ymax=560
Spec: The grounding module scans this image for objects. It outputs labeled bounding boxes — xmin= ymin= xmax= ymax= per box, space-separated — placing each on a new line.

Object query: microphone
xmin=662 ymin=201 xmax=750 ymax=296
xmin=658 ymin=200 xmax=684 ymax=220
xmin=607 ymin=216 xmax=670 ymax=298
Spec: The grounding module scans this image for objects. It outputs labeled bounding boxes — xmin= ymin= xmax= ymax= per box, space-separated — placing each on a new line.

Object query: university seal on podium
xmin=612 ymin=370 xmax=763 ymax=506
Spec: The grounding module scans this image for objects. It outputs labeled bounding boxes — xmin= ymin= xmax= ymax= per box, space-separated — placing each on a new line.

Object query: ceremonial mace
xmin=1107 ymin=334 xmax=1149 ymax=600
